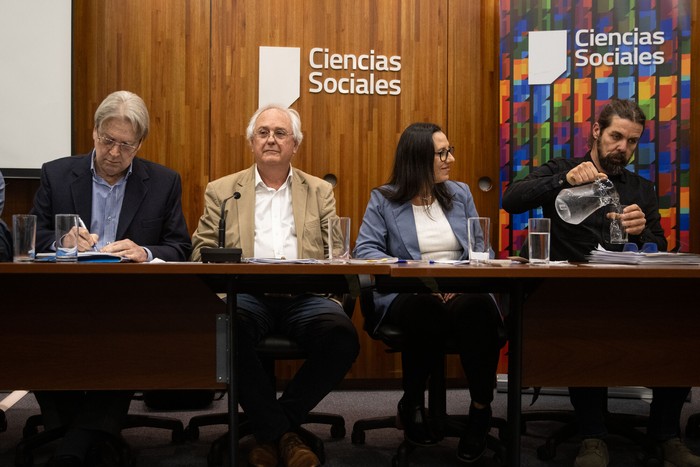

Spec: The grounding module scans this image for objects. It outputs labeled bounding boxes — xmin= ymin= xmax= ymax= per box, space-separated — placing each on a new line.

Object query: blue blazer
xmin=353 ymin=180 xmax=489 ymax=333
xmin=31 ymin=153 xmax=192 ymax=262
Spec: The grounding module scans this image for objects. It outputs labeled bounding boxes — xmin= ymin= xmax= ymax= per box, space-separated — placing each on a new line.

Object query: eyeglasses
xmin=435 ymin=146 xmax=455 ymax=161
xmin=255 ymin=128 xmax=292 ymax=141
xmin=97 ymin=135 xmax=140 ymax=155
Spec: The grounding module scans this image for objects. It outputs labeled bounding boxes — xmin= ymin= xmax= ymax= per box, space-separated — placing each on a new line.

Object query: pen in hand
xmin=78 ymin=217 xmax=98 ymax=251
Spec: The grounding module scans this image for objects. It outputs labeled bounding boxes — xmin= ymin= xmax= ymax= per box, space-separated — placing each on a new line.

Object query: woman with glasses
xmin=354 ymin=122 xmax=505 ymax=463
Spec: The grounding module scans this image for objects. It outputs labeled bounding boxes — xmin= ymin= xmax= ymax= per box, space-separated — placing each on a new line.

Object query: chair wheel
xmin=686 ymin=414 xmax=700 ymax=439
xmin=330 ymin=424 xmax=346 ymax=439
xmin=351 ymin=429 xmax=365 ymax=445
xmin=537 ymin=442 xmax=556 ymax=460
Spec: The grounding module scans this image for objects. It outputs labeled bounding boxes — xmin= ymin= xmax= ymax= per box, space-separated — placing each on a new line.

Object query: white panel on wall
xmin=0 ymin=0 xmax=71 ymax=175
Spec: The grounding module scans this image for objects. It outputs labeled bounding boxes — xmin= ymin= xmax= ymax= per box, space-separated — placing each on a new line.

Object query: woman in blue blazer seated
xmin=354 ymin=122 xmax=505 ymax=463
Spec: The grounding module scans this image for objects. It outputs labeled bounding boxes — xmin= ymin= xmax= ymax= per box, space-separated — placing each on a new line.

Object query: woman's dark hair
xmin=379 ymin=122 xmax=453 ymax=211
xmin=587 ymin=98 xmax=646 ymax=148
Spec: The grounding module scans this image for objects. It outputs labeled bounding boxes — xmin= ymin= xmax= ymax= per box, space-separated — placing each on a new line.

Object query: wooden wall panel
xmin=211 ymin=0 xmax=448 ymax=222
xmin=72 ymin=0 xmax=211 ymax=234
xmin=448 ymin=0 xmax=500 ymax=227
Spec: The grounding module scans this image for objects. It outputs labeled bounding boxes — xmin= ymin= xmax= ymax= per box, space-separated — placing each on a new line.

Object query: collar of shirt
xmin=254 ymin=164 xmax=293 ymax=190
xmin=90 ymin=149 xmax=134 ymax=182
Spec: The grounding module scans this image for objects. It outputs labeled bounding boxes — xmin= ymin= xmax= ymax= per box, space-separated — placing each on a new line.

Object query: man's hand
xmin=101 ymin=238 xmax=148 ymax=262
xmin=606 ymin=204 xmax=646 ymax=236
xmin=77 ymin=227 xmax=99 ymax=252
xmin=566 ymin=161 xmax=607 ymax=186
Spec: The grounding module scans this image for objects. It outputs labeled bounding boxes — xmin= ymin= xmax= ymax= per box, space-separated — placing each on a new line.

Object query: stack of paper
xmin=586 ymin=246 xmax=700 ymax=265
xmin=244 ymin=258 xmax=321 ymax=264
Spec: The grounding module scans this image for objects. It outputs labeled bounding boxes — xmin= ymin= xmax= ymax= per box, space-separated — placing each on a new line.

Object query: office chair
xmin=350 ymin=275 xmax=507 ymax=467
xmin=15 ymin=398 xmax=185 ymax=467
xmin=185 ymin=292 xmax=356 ymax=467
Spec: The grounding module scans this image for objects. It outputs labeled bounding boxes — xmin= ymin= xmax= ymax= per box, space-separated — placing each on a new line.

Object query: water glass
xmin=328 ymin=216 xmax=351 ymax=263
xmin=12 ymin=214 xmax=36 ymax=262
xmin=467 ymin=217 xmax=490 ymax=263
xmin=609 ymin=204 xmax=628 ymax=244
xmin=55 ymin=214 xmax=80 ymax=262
xmin=528 ymin=217 xmax=550 ymax=264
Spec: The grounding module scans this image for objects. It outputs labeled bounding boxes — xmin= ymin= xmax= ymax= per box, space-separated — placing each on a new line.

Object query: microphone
xmin=201 ymin=191 xmax=243 ymax=263
xmin=218 ymin=192 xmax=241 ymax=247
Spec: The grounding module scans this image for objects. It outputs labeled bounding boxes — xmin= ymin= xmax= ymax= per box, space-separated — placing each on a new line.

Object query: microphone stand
xmin=200 ymin=192 xmax=243 ymax=263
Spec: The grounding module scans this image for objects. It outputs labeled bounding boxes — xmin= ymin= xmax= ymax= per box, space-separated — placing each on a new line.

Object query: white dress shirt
xmin=253 ymin=165 xmax=298 ymax=259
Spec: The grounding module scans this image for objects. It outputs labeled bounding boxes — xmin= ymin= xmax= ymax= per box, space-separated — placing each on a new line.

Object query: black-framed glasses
xmin=97 ymin=135 xmax=140 ymax=155
xmin=435 ymin=146 xmax=454 ymax=161
xmin=254 ymin=128 xmax=291 ymax=141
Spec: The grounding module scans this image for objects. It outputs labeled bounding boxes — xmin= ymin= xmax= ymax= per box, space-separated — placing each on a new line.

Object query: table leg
xmin=506 ymin=281 xmax=524 ymax=467
xmin=227 ymin=278 xmax=239 ymax=466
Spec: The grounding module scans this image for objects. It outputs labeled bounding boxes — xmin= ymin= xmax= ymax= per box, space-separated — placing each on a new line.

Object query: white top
xmin=253 ymin=165 xmax=298 ymax=259
xmin=412 ymin=200 xmax=461 ymax=261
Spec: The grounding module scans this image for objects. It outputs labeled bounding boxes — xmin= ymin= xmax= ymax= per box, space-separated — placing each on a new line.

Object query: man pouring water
xmin=502 ymin=99 xmax=699 ymax=467
xmin=502 ymin=98 xmax=664 ymax=262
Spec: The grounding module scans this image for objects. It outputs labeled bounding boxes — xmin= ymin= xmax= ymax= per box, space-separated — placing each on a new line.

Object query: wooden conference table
xmin=2 ymin=261 xmax=700 ymax=467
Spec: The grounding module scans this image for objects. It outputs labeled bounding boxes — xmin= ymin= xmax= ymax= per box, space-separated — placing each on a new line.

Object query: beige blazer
xmin=191 ymin=165 xmax=337 ymax=261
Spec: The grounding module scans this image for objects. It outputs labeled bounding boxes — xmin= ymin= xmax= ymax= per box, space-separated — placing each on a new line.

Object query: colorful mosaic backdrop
xmin=499 ymin=0 xmax=691 ymax=256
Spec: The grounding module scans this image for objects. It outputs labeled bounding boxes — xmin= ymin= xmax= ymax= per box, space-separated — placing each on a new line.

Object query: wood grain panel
xmin=72 ymin=0 xmax=210 ymax=234
xmin=523 ymin=278 xmax=700 ymax=386
xmin=1 ymin=274 xmax=226 ymax=389
xmin=448 ymin=0 xmax=500 ymax=228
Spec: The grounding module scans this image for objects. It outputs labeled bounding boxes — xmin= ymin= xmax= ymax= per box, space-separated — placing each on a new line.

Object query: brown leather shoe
xmin=247 ymin=441 xmax=279 ymax=467
xmin=278 ymin=432 xmax=320 ymax=467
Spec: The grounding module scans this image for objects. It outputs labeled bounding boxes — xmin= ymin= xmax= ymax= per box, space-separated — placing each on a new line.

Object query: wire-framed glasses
xmin=97 ymin=135 xmax=140 ymax=155
xmin=254 ymin=128 xmax=291 ymax=141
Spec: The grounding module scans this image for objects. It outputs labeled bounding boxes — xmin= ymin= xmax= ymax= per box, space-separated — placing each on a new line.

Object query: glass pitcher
xmin=555 ymin=178 xmax=618 ymax=224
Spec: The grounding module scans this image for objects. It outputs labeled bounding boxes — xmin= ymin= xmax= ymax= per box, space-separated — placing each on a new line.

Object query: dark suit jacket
xmin=30 ymin=153 xmax=192 ymax=261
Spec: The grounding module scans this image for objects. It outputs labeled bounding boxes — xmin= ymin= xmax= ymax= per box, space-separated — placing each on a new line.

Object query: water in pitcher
xmin=555 ymin=178 xmax=618 ymax=224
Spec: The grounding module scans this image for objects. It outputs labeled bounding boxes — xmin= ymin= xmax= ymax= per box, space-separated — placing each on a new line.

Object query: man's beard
xmin=596 ymin=138 xmax=629 ymax=176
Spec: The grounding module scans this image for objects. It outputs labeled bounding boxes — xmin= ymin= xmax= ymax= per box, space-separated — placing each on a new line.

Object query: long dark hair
xmin=378 ymin=122 xmax=453 ymax=211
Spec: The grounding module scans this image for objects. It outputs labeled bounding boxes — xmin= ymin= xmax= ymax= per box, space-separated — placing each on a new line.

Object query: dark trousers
xmin=570 ymin=386 xmax=691 ymax=440
xmin=34 ymin=390 xmax=133 ymax=435
xmin=387 ymin=293 xmax=504 ymax=407
xmin=236 ymin=293 xmax=359 ymax=443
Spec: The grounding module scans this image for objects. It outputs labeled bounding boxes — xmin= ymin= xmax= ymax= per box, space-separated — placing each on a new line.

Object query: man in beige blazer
xmin=191 ymin=105 xmax=359 ymax=467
